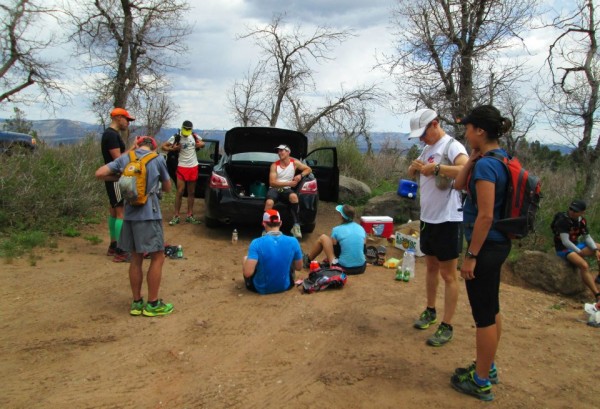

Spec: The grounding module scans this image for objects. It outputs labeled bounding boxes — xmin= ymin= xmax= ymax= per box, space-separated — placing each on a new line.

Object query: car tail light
xmin=209 ymin=172 xmax=230 ymax=189
xmin=299 ymin=179 xmax=318 ymax=194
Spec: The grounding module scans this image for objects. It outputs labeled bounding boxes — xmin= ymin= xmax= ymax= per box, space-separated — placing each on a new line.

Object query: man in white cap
xmin=265 ymin=144 xmax=312 ymax=239
xmin=406 ymin=108 xmax=468 ymax=346
xmin=242 ymin=209 xmax=303 ymax=294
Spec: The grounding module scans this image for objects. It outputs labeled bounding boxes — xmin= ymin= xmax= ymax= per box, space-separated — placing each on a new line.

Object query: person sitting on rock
xmin=552 ymin=199 xmax=600 ymax=303
xmin=303 ymin=204 xmax=367 ymax=275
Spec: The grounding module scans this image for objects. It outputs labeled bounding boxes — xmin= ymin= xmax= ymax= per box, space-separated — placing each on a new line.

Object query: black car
xmin=0 ymin=130 xmax=36 ymax=154
xmin=195 ymin=127 xmax=339 ymax=233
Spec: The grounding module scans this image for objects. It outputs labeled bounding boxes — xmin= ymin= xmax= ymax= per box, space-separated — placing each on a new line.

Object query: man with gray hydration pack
xmin=407 ymin=108 xmax=468 ymax=346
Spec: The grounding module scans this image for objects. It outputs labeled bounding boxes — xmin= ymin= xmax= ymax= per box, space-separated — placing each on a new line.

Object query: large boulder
xmin=508 ymin=250 xmax=586 ymax=296
xmin=362 ymin=191 xmax=420 ymax=222
xmin=338 ymin=175 xmax=371 ymax=202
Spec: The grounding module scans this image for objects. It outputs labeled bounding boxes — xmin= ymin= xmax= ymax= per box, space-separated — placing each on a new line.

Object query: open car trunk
xmin=224 ymin=162 xmax=271 ymax=199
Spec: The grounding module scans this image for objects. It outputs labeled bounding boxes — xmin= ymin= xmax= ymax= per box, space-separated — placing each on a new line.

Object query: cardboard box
xmin=394 ymin=227 xmax=424 ymax=257
xmin=360 ymin=216 xmax=394 ymax=238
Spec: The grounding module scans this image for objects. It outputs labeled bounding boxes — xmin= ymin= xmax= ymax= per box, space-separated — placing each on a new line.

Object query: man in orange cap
xmin=101 ymin=107 xmax=135 ymax=262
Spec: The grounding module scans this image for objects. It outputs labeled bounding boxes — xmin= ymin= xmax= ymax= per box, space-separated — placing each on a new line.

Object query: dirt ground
xmin=2 ymin=201 xmax=597 ymax=409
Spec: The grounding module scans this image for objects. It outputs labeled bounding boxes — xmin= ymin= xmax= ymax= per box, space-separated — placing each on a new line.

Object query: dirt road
xmin=1 ymin=201 xmax=596 ymax=408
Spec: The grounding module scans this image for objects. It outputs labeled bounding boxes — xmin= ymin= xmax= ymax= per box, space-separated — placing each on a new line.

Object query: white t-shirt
xmin=167 ymin=133 xmax=201 ymax=168
xmin=417 ymin=134 xmax=467 ymax=223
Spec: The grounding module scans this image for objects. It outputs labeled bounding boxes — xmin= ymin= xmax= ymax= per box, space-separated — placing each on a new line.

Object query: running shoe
xmin=414 ymin=308 xmax=437 ymax=329
xmin=112 ymin=250 xmax=131 ymax=263
xmin=107 ymin=242 xmax=117 ymax=256
xmin=185 ymin=215 xmax=201 ymax=224
xmin=302 ymin=253 xmax=311 ymax=269
xmin=454 ymin=362 xmax=499 ymax=384
xmin=291 ymin=224 xmax=302 ymax=239
xmin=142 ymin=300 xmax=174 ymax=317
xmin=130 ymin=299 xmax=144 ymax=316
xmin=169 ymin=215 xmax=180 ymax=226
xmin=450 ymin=371 xmax=494 ymax=401
xmin=426 ymin=323 xmax=453 ymax=346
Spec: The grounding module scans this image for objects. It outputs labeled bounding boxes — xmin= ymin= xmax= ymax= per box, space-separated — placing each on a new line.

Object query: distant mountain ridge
xmin=0 ymin=118 xmax=573 ymax=154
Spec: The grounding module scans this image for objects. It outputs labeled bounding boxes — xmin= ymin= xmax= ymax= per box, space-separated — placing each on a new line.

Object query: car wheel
xmin=204 ymin=215 xmax=220 ymax=228
xmin=302 ymin=222 xmax=316 ymax=233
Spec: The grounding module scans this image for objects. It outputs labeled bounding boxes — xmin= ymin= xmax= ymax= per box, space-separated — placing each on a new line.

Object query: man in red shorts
xmin=161 ymin=120 xmax=205 ymax=225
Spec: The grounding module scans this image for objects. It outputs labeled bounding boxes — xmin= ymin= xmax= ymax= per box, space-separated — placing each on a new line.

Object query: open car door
xmin=305 ymin=147 xmax=339 ymax=202
xmin=194 ymin=139 xmax=220 ymax=198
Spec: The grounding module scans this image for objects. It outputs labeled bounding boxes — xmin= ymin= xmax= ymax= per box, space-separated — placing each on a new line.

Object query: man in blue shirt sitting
xmin=243 ymin=210 xmax=303 ymax=294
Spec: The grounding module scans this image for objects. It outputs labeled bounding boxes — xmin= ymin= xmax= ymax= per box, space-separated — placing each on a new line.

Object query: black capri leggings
xmin=465 ymin=240 xmax=511 ymax=328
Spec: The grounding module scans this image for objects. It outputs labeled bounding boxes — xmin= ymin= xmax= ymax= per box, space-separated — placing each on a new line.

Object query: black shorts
xmin=465 ymin=240 xmax=511 ymax=328
xmin=104 ymin=181 xmax=124 ymax=208
xmin=419 ymin=221 xmax=462 ymax=261
xmin=266 ymin=187 xmax=295 ymax=203
xmin=333 ymin=244 xmax=366 ymax=275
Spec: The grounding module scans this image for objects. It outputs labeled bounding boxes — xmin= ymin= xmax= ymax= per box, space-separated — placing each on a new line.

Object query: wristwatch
xmin=465 ymin=250 xmax=478 ymax=260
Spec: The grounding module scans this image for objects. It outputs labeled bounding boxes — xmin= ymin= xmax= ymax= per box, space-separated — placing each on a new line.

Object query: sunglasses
xmin=420 ymin=121 xmax=434 ymax=139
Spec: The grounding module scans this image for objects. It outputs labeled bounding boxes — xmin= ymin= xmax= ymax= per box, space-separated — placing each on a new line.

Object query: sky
xmin=0 ymin=0 xmax=580 ymax=145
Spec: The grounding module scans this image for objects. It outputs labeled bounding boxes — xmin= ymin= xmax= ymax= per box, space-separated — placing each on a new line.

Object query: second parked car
xmin=190 ymin=127 xmax=339 ymax=233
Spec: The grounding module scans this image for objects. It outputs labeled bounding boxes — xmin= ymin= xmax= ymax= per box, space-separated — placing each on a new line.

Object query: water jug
xmin=401 ymin=249 xmax=416 ymax=280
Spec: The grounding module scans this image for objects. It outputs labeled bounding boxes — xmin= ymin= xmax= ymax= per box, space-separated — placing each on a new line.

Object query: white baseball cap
xmin=408 ymin=108 xmax=438 ymax=139
xmin=275 ymin=144 xmax=291 ymax=152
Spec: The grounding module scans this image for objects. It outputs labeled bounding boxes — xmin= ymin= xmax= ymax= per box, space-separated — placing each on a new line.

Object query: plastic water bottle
xmin=401 ymin=249 xmax=416 ymax=281
xmin=310 ymin=260 xmax=320 ymax=272
xmin=395 ymin=264 xmax=404 ymax=281
xmin=232 ymin=229 xmax=238 ymax=244
xmin=176 ymin=245 xmax=183 ymax=259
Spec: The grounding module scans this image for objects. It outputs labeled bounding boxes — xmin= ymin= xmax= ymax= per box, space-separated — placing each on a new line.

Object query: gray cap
xmin=408 ymin=108 xmax=438 ymax=139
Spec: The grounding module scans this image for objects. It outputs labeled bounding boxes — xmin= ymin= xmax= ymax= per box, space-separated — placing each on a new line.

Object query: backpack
xmin=469 ymin=151 xmax=542 ymax=239
xmin=301 ymin=266 xmax=347 ymax=293
xmin=118 ymin=150 xmax=159 ymax=206
xmin=435 ymin=137 xmax=456 ymax=190
xmin=550 ymin=212 xmax=566 ymax=235
xmin=166 ymin=132 xmax=201 ymax=162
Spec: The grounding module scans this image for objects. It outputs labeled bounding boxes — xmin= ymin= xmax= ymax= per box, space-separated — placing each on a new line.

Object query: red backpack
xmin=468 ymin=151 xmax=542 ymax=239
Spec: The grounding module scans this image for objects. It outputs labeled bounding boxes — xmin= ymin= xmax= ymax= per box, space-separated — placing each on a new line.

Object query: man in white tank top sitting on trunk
xmin=265 ymin=144 xmax=312 ymax=239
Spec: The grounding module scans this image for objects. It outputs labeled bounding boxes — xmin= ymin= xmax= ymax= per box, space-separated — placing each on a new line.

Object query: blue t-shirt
xmin=332 ymin=222 xmax=366 ymax=268
xmin=247 ymin=232 xmax=302 ymax=294
xmin=108 ymin=149 xmax=170 ymax=221
xmin=463 ymin=149 xmax=509 ymax=242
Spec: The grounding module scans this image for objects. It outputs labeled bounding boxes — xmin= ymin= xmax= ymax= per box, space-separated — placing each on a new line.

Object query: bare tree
xmin=141 ymin=92 xmax=176 ymax=138
xmin=228 ymin=62 xmax=269 ymax=126
xmin=496 ymin=89 xmax=538 ymax=156
xmin=0 ymin=0 xmax=63 ymax=105
xmin=542 ymin=0 xmax=600 ymax=198
xmin=382 ymin=0 xmax=538 ymax=139
xmin=230 ymin=14 xmax=383 ymax=138
xmin=68 ymin=0 xmax=191 ymax=125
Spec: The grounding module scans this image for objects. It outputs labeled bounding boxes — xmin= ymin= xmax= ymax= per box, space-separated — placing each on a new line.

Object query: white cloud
xmin=0 ymin=0 xmax=582 ymax=143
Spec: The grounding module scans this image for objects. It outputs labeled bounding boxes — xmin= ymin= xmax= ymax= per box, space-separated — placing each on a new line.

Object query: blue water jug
xmin=397 ymin=179 xmax=418 ymax=199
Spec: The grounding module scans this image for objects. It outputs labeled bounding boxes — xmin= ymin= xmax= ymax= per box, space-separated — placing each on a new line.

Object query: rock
xmin=338 ymin=175 xmax=371 ymax=202
xmin=362 ymin=191 xmax=420 ymax=222
xmin=508 ymin=250 xmax=586 ymax=296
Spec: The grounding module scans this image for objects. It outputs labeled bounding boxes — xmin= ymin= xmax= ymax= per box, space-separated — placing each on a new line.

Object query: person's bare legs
xmin=174 ymin=178 xmax=186 ymax=216
xmin=307 ymin=234 xmax=335 ymax=262
xmin=424 ymin=255 xmax=439 ymax=309
xmin=475 ymin=314 xmax=500 ymax=381
xmin=186 ymin=181 xmax=196 ymax=216
xmin=439 ymin=258 xmax=459 ymax=325
xmin=129 ymin=252 xmax=144 ymax=300
xmin=146 ymin=251 xmax=166 ymax=302
xmin=567 ymin=251 xmax=599 ymax=297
